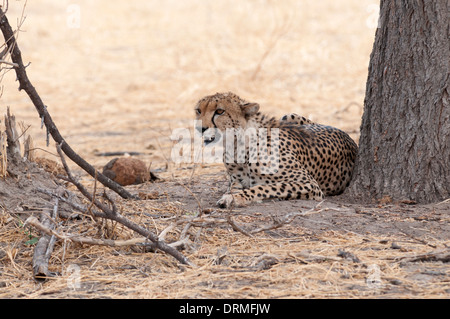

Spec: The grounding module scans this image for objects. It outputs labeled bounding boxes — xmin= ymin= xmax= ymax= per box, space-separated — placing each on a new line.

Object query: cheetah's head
xmin=194 ymin=92 xmax=259 ymax=144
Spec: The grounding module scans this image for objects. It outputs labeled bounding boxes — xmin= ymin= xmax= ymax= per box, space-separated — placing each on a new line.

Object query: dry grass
xmin=1 ymin=196 xmax=449 ymax=299
xmin=1 ymin=0 xmax=449 ymax=299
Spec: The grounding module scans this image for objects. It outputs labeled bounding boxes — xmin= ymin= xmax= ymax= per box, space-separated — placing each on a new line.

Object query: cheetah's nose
xmin=199 ymin=127 xmax=220 ymax=145
xmin=196 ymin=126 xmax=209 ymax=134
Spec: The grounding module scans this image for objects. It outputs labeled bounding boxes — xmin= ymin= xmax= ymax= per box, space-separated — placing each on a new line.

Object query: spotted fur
xmin=195 ymin=92 xmax=358 ymax=208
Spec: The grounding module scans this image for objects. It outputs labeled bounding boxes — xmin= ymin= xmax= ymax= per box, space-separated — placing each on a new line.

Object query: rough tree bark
xmin=347 ymin=0 xmax=450 ymax=203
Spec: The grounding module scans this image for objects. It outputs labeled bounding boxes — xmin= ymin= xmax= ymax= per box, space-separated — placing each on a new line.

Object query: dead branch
xmin=155 ymin=201 xmax=327 ymax=247
xmin=228 ymin=201 xmax=325 ymax=237
xmin=436 ymin=198 xmax=450 ymax=205
xmin=54 ymin=143 xmax=195 ymax=267
xmin=0 ymin=59 xmax=17 ymax=67
xmin=0 ymin=9 xmax=137 ymax=200
xmin=394 ymin=224 xmax=438 ymax=249
xmin=26 ymin=216 xmax=159 ymax=248
xmin=4 ymin=106 xmax=20 ymax=159
xmin=0 ymin=129 xmax=7 ymax=177
xmin=32 ymin=194 xmax=59 ymax=281
xmin=23 ymin=135 xmax=34 ymax=161
xmin=395 ymin=248 xmax=450 ymax=264
xmin=227 ymin=215 xmax=253 ymax=237
xmin=293 ymin=251 xmax=342 ymax=263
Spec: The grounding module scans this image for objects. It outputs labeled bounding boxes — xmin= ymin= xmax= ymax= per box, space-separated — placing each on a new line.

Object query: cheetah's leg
xmin=217 ymin=176 xmax=324 ymax=208
xmin=224 ymin=163 xmax=247 ymax=193
xmin=226 ymin=174 xmax=244 ymax=193
xmin=280 ymin=113 xmax=314 ymax=126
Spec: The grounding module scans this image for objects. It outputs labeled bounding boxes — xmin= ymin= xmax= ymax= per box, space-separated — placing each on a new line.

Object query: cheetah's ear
xmin=241 ymin=103 xmax=260 ymax=118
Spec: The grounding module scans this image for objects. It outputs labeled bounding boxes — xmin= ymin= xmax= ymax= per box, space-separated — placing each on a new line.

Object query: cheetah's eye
xmin=215 ymin=109 xmax=225 ymax=115
xmin=195 ymin=109 xmax=201 ymax=115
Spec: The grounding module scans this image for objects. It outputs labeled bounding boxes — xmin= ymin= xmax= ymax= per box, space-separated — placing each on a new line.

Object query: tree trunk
xmin=347 ymin=0 xmax=449 ymax=203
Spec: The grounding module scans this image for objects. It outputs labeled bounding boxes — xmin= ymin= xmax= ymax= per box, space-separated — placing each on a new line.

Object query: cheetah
xmin=194 ymin=92 xmax=358 ymax=208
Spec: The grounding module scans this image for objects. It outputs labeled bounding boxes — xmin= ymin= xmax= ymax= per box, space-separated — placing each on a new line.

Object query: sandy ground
xmin=1 ymin=0 xmax=449 ymax=299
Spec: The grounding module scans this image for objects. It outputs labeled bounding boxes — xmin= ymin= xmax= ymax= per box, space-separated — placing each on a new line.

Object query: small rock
xmin=389 ymin=279 xmax=402 ymax=285
xmin=102 ymin=157 xmax=150 ymax=186
xmin=338 ymin=249 xmax=361 ymax=263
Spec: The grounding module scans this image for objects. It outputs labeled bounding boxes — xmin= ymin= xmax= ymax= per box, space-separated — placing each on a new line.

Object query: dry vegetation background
xmin=1 ymin=0 xmax=449 ymax=299
xmin=2 ymin=0 xmax=371 ymax=170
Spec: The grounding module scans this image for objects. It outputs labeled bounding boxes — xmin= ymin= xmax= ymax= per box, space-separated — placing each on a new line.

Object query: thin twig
xmin=86 ymin=170 xmax=98 ymax=217
xmin=394 ymin=223 xmax=437 ymax=249
xmin=176 ymin=181 xmax=204 ymax=215
xmin=0 ymin=59 xmax=17 ymax=67
xmin=36 ymin=187 xmax=86 ymax=215
xmin=227 ymin=215 xmax=253 ymax=237
xmin=393 ymin=248 xmax=450 ymax=263
xmin=436 ymin=198 xmax=450 ymax=205
xmin=227 ymin=201 xmax=325 ymax=237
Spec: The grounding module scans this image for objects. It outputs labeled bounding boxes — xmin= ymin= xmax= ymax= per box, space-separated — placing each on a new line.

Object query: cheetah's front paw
xmin=217 ymin=194 xmax=234 ymax=208
xmin=217 ymin=194 xmax=248 ymax=208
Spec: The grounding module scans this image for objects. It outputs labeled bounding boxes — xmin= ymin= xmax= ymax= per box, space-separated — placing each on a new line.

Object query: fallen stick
xmin=395 ymin=249 xmax=450 ymax=263
xmin=25 ymin=216 xmax=189 ymax=250
xmin=32 ymin=199 xmax=58 ymax=281
xmin=0 ymin=59 xmax=18 ymax=67
xmin=294 ymin=251 xmax=342 ymax=263
xmin=26 ymin=216 xmax=144 ymax=247
xmin=227 ymin=202 xmax=325 ymax=237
